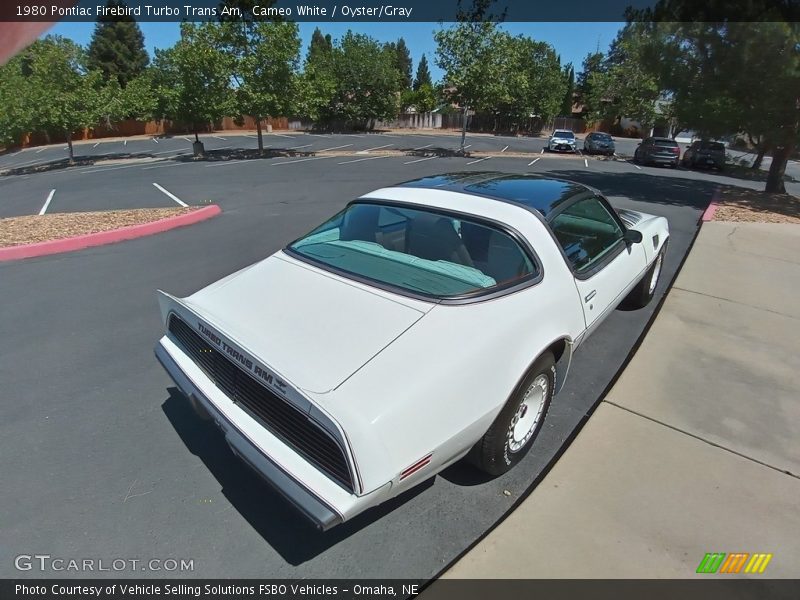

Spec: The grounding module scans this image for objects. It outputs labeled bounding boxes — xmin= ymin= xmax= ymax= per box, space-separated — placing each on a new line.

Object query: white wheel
xmin=507 ymin=374 xmax=548 ymax=453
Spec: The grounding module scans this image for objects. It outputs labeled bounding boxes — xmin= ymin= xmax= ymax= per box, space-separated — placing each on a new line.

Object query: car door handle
xmin=584 ymin=290 xmax=597 ymax=302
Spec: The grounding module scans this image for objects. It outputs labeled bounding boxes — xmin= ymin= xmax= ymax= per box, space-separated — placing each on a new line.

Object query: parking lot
xmin=0 ymin=130 xmax=783 ymax=579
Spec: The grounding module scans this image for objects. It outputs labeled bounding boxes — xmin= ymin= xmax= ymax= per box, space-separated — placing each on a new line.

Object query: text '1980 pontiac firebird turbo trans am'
xmin=155 ymin=173 xmax=669 ymax=530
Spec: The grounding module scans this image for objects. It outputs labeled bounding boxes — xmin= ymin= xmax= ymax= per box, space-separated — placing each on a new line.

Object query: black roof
xmin=397 ymin=172 xmax=592 ymax=219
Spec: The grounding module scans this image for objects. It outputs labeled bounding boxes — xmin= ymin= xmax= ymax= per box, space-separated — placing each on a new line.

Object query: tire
xmin=470 ymin=352 xmax=555 ymax=476
xmin=622 ymin=242 xmax=667 ymax=309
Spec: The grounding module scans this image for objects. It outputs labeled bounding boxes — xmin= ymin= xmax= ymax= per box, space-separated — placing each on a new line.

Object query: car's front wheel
xmin=622 ymin=243 xmax=667 ymax=309
xmin=470 ymin=352 xmax=555 ymax=476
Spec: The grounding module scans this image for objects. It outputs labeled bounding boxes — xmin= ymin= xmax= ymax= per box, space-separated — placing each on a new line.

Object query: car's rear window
xmin=592 ymin=133 xmax=612 ymax=141
xmin=289 ymin=203 xmax=538 ymax=298
xmin=653 ymin=138 xmax=679 ymax=146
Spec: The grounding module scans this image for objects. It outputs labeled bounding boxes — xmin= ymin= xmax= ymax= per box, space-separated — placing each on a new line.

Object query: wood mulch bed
xmin=0 ymin=207 xmax=196 ymax=247
xmin=713 ymin=187 xmax=800 ymax=224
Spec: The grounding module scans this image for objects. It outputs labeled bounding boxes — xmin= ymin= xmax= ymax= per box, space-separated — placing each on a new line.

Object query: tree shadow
xmin=161 ymin=388 xmax=434 ymax=565
xmin=0 ymin=153 xmax=157 ymax=176
xmin=546 ymin=168 xmax=721 ymax=211
xmin=173 ymin=147 xmax=315 ymax=163
xmin=714 ymin=186 xmax=800 ymax=220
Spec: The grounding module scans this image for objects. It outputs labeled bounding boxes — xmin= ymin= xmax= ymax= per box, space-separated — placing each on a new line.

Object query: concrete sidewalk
xmin=440 ymin=220 xmax=800 ymax=578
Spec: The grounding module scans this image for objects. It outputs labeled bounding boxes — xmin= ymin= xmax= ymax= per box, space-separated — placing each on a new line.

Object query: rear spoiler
xmin=156 ymin=289 xmax=196 ymax=328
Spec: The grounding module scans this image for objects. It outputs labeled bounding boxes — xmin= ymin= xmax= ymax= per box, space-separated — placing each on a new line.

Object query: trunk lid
xmin=160 ymin=253 xmax=430 ymax=394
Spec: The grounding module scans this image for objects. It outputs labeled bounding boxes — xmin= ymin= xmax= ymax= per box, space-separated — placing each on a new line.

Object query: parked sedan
xmin=633 ymin=137 xmax=681 ymax=167
xmin=682 ymin=140 xmax=726 ymax=171
xmin=583 ymin=132 xmax=616 ymax=156
xmin=155 ymin=173 xmax=669 ymax=530
xmin=548 ymin=130 xmax=578 ymax=153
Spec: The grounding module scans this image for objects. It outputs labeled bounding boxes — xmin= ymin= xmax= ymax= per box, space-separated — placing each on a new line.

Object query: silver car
xmin=548 ymin=130 xmax=577 ymax=153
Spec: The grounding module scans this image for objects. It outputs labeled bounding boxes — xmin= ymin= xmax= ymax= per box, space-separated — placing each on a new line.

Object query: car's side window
xmin=549 ymin=197 xmax=624 ymax=275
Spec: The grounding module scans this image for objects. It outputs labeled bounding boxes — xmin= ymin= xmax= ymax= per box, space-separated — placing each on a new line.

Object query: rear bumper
xmin=155 ymin=342 xmax=344 ymax=531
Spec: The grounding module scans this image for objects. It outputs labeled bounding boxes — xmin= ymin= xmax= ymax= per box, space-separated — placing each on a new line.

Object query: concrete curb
xmin=0 ymin=204 xmax=221 ymax=262
xmin=702 ymin=187 xmax=721 ymax=222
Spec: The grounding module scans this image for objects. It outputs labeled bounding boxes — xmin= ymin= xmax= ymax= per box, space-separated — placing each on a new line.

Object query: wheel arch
xmin=546 ymin=337 xmax=574 ymax=395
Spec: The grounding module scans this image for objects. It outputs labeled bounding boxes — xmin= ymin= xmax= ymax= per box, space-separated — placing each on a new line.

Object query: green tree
xmin=487 ymin=34 xmax=564 ymax=132
xmin=152 ymin=23 xmax=233 ymax=154
xmin=299 ymin=31 xmax=401 ymax=128
xmin=413 ymin=54 xmax=432 ymax=91
xmin=392 ymin=38 xmax=413 ymax=90
xmin=214 ymin=20 xmax=300 ymax=154
xmin=560 ymin=64 xmax=575 ymax=116
xmin=87 ymin=0 xmax=149 ymax=87
xmin=435 ymin=21 xmax=503 ymax=148
xmin=21 ymin=37 xmax=114 ymax=162
xmin=640 ymin=17 xmax=799 ymax=193
xmin=308 ymin=27 xmax=332 ymax=62
xmin=587 ymin=24 xmax=661 ymax=136
xmin=0 ymin=54 xmax=33 ymax=147
xmin=575 ymin=52 xmax=604 ymax=118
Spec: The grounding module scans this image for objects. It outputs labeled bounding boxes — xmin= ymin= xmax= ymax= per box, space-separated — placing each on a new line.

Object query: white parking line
xmin=501 ymin=145 xmax=509 ymax=152
xmin=92 ymin=142 xmax=100 ymax=148
xmin=466 ymin=157 xmax=491 ymax=165
xmin=338 ymin=155 xmax=392 ymax=165
xmin=317 ymin=144 xmax=353 ymax=152
xmin=413 ymin=144 xmax=433 ymax=150
xmin=357 ymin=144 xmax=393 ymax=153
xmin=152 ymin=137 xmax=159 ymax=144
xmin=584 ymin=158 xmax=588 ymax=167
xmin=404 ymin=156 xmax=438 ymax=165
xmin=124 ymin=140 xmax=127 ymax=146
xmin=540 ymin=148 xmax=544 ymax=154
xmin=38 ymin=189 xmax=55 ymax=215
xmin=152 ymin=182 xmax=188 ymax=207
xmin=528 ymin=157 xmax=541 ymax=166
xmin=632 ymin=163 xmax=642 ymax=170
xmin=287 ymin=144 xmax=312 ymax=150
xmin=272 ymin=133 xmax=295 ymax=139
xmin=463 ymin=144 xmax=472 ymax=149
xmin=212 ymin=135 xmax=227 ymax=141
xmin=35 ymin=147 xmax=46 ymax=153
xmin=373 ymin=133 xmax=400 ymax=138
xmin=272 ymin=156 xmax=333 ymax=166
xmin=142 ymin=162 xmax=187 ymax=170
xmin=182 ymin=137 xmax=192 ymax=142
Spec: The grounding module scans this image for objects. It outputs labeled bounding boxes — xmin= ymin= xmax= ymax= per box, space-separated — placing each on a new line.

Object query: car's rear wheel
xmin=622 ymin=243 xmax=667 ymax=309
xmin=470 ymin=352 xmax=555 ymax=476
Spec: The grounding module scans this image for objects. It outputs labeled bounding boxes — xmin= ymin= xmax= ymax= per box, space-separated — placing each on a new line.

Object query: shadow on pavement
xmin=548 ymin=169 xmax=719 ymax=211
xmin=161 ymin=388 xmax=434 ymax=564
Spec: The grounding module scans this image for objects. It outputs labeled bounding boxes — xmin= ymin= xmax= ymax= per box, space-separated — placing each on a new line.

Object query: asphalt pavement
xmin=0 ymin=134 xmax=720 ymax=579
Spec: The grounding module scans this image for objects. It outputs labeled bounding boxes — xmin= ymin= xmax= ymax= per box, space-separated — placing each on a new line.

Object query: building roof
xmin=396 ymin=172 xmax=591 ymax=219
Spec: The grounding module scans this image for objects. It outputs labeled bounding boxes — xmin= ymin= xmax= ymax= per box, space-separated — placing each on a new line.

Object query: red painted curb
xmin=701 ymin=201 xmax=718 ymax=222
xmin=701 ymin=186 xmax=722 ymax=222
xmin=0 ymin=204 xmax=222 ymax=262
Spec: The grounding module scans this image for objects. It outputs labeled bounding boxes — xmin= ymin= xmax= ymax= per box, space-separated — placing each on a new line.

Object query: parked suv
xmin=682 ymin=140 xmax=726 ymax=171
xmin=633 ymin=137 xmax=680 ymax=168
xmin=548 ymin=130 xmax=577 ymax=153
xmin=583 ymin=132 xmax=615 ymax=156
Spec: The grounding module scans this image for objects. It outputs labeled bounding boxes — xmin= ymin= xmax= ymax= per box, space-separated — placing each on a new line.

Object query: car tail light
xmin=671 ymin=147 xmax=680 ymax=154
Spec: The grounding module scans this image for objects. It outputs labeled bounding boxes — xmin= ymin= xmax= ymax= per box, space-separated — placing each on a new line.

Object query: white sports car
xmin=155 ymin=172 xmax=669 ymax=530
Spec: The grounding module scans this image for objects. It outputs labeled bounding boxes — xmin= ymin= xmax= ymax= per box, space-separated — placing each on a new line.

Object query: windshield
xmin=553 ymin=131 xmax=575 ymax=139
xmin=289 ymin=202 xmax=538 ymax=298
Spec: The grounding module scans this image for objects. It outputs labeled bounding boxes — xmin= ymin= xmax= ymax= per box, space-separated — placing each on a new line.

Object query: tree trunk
xmin=752 ymin=142 xmax=768 ymax=170
xmin=460 ymin=106 xmax=468 ymax=152
xmin=256 ymin=118 xmax=264 ymax=155
xmin=66 ymin=130 xmax=74 ymax=164
xmin=764 ymin=141 xmax=793 ymax=194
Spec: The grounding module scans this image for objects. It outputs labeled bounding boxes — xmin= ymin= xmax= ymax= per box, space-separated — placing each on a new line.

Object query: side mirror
xmin=624 ymin=229 xmax=643 ymax=245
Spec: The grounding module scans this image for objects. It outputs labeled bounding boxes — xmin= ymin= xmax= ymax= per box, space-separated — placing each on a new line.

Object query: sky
xmin=47 ymin=21 xmax=623 ymax=78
